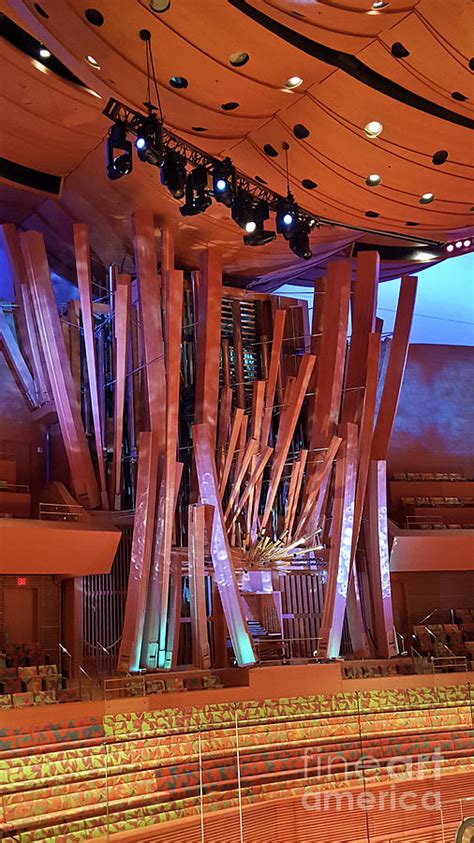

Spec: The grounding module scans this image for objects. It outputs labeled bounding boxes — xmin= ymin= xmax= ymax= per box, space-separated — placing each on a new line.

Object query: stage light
xmin=289 ymin=223 xmax=312 ymax=260
xmin=86 ymin=54 xmax=100 ymax=68
xmin=39 ymin=46 xmax=51 ymax=59
xmin=464 ymin=239 xmax=471 ymax=247
xmin=160 ymin=150 xmax=187 ymax=198
xmin=276 ymin=194 xmax=298 ymax=239
xmin=231 ymin=190 xmax=255 ymax=230
xmin=212 ymin=157 xmax=235 ymax=207
xmin=179 ymin=164 xmax=212 ymax=216
xmin=243 ymin=200 xmax=275 ymax=246
xmin=446 ymin=244 xmax=454 ymax=252
xmin=455 ymin=240 xmax=463 ymax=248
xmin=364 ymin=120 xmax=383 ymax=138
xmin=420 ymin=192 xmax=434 ymax=204
xmin=135 ymin=115 xmax=163 ymax=166
xmin=106 ymin=121 xmax=132 ymax=180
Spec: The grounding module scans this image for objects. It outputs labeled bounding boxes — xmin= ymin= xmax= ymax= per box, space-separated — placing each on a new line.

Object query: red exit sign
xmin=17 ymin=577 xmax=27 ymax=586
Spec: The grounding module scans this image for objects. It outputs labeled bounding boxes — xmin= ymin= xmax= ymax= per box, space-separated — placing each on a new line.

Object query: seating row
xmin=0 ymin=683 xmax=472 ymax=841
xmin=0 ymin=689 xmax=79 ymax=709
xmin=0 ymin=665 xmax=63 ymax=696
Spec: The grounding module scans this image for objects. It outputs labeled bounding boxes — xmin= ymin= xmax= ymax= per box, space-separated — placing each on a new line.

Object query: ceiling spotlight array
xmin=103 ymin=98 xmax=317 ymax=259
xmin=446 ymin=238 xmax=472 ymax=254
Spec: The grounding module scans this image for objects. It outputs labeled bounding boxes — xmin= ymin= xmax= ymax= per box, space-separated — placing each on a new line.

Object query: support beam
xmin=342 ymin=251 xmax=378 ymax=424
xmin=365 ymin=460 xmax=397 ymax=657
xmin=0 ymin=308 xmax=37 ymax=408
xmin=73 ymin=224 xmax=108 ymax=509
xmin=0 ymin=224 xmax=34 ymax=373
xmin=20 ymin=231 xmax=100 ymax=509
xmin=193 ymin=423 xmax=256 ymax=667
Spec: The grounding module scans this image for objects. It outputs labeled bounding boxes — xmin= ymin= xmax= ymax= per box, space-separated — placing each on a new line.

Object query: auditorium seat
xmin=0 ymin=684 xmax=472 ymax=841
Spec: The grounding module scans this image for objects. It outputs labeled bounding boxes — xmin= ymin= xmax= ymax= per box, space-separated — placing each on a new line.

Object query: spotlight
xmin=366 ymin=173 xmax=381 ymax=186
xmin=106 ymin=121 xmax=132 ymax=180
xmin=289 ymin=223 xmax=312 ymax=260
xmin=243 ymin=200 xmax=276 ymax=246
xmin=463 ymin=239 xmax=471 ymax=247
xmin=455 ymin=240 xmax=463 ymax=248
xmin=135 ymin=115 xmax=163 ymax=166
xmin=231 ymin=190 xmax=255 ymax=230
xmin=160 ymin=150 xmax=187 ymax=198
xmin=276 ymin=193 xmax=298 ymax=239
xmin=420 ymin=192 xmax=434 ymax=204
xmin=364 ymin=120 xmax=383 ymax=138
xmin=285 ymin=76 xmax=303 ymax=89
xmin=179 ymin=164 xmax=211 ymax=216
xmin=446 ymin=244 xmax=454 ymax=252
xmin=212 ymin=157 xmax=235 ymax=207
xmin=39 ymin=46 xmax=51 ymax=59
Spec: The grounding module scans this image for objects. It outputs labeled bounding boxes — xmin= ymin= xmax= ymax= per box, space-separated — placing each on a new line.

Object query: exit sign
xmin=17 ymin=577 xmax=26 ymax=586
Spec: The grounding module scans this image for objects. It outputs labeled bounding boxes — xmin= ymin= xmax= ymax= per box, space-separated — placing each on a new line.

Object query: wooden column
xmin=111 ymin=275 xmax=131 ymax=510
xmin=194 ymin=248 xmax=222 ymax=447
xmin=365 ymin=460 xmax=397 ymax=657
xmin=193 ymin=423 xmax=256 ymax=667
xmin=188 ymin=504 xmax=211 ymax=669
xmin=20 ymin=231 xmax=100 ymax=509
xmin=73 ymin=224 xmax=109 ymax=509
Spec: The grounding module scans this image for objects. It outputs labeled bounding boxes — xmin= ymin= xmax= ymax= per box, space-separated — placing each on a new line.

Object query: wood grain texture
xmin=194 ymin=248 xmax=222 ymax=447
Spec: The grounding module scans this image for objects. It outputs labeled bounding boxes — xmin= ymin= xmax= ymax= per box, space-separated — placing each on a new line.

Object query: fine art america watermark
xmin=302 ymin=747 xmax=443 ymax=813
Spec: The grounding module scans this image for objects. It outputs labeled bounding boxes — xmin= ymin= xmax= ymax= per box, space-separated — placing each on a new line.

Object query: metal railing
xmin=39 ymin=502 xmax=86 ymax=522
xmin=0 ymin=482 xmax=29 ymax=494
xmin=254 ymin=636 xmax=323 ymax=662
xmin=431 ymin=655 xmax=468 ymax=673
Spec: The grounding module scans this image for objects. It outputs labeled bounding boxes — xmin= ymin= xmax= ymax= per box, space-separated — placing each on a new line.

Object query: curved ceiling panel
xmin=1 ymin=0 xmax=472 ymax=283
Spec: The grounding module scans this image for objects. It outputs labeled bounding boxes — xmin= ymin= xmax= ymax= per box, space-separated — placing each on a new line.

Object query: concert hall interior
xmin=0 ymin=1 xmax=473 ymax=841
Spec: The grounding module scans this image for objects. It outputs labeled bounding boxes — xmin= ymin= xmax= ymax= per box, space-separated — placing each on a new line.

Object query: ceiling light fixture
xmin=366 ymin=174 xmax=381 ymax=186
xmin=39 ymin=46 xmax=50 ymax=59
xmin=289 ymin=224 xmax=312 ymax=260
xmin=231 ymin=190 xmax=256 ymax=231
xmin=212 ymin=157 xmax=235 ymax=208
xmin=135 ymin=114 xmax=163 ymax=166
xmin=455 ymin=240 xmax=463 ymax=248
xmin=420 ymin=192 xmax=435 ymax=204
xmin=180 ymin=165 xmax=211 ymax=216
xmin=463 ymin=239 xmax=471 ymax=247
xmin=372 ymin=1 xmax=389 ymax=9
xmin=364 ymin=120 xmax=383 ymax=138
xmin=446 ymin=244 xmax=454 ymax=252
xmin=276 ymin=194 xmax=298 ymax=238
xmin=243 ymin=200 xmax=275 ymax=247
xmin=85 ymin=54 xmax=100 ymax=68
xmin=285 ymin=76 xmax=303 ymax=89
xmin=149 ymin=0 xmax=171 ymax=11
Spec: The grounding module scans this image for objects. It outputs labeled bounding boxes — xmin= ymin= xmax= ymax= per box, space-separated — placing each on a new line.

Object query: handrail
xmin=0 ymin=482 xmax=30 ymax=493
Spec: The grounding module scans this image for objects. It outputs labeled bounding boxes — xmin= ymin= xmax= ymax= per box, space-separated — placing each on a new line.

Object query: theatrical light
xmin=231 ymin=189 xmax=256 ymax=230
xmin=455 ymin=240 xmax=463 ymax=248
xmin=106 ymin=121 xmax=132 ymax=180
xmin=289 ymin=222 xmax=312 ymax=260
xmin=212 ymin=157 xmax=235 ymax=207
xmin=446 ymin=244 xmax=454 ymax=252
xmin=160 ymin=150 xmax=187 ymax=198
xmin=179 ymin=164 xmax=212 ymax=216
xmin=420 ymin=192 xmax=434 ymax=204
xmin=366 ymin=173 xmax=381 ymax=186
xmin=464 ymin=239 xmax=471 ymax=247
xmin=134 ymin=115 xmax=163 ymax=166
xmin=364 ymin=120 xmax=383 ymax=138
xmin=243 ymin=200 xmax=275 ymax=246
xmin=39 ymin=46 xmax=51 ymax=59
xmin=445 ymin=238 xmax=473 ymax=254
xmin=276 ymin=193 xmax=298 ymax=239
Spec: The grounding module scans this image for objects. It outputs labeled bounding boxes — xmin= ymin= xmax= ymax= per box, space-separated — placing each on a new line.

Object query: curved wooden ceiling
xmin=1 ymin=0 xmax=473 ymax=283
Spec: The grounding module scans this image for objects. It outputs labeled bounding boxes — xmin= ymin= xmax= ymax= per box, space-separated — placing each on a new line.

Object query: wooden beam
xmin=227 ymin=445 xmax=273 ymax=529
xmin=342 ymin=251 xmax=378 ymax=424
xmin=0 ymin=224 xmax=34 ymax=373
xmin=217 ymin=385 xmax=233 ymax=476
xmin=132 ymin=210 xmax=166 ymax=451
xmin=193 ymin=423 xmax=256 ymax=667
xmin=286 ymin=449 xmax=308 ymax=539
xmin=294 ymin=436 xmax=342 ymax=540
xmin=261 ymin=354 xmax=315 ymax=531
xmin=111 ymin=275 xmax=131 ymax=510
xmin=318 ymin=422 xmax=358 ymax=658
xmin=231 ymin=299 xmax=246 ymax=409
xmin=194 ymin=248 xmax=222 ymax=447
xmin=20 ymin=283 xmax=50 ymax=405
xmin=219 ymin=407 xmax=245 ymax=496
xmin=117 ymin=431 xmax=159 ymax=671
xmin=224 ymin=437 xmax=258 ymax=521
xmin=371 ymin=275 xmax=418 ymax=459
xmin=73 ymin=224 xmax=108 ymax=509
xmin=188 ymin=504 xmax=212 ymax=670
xmin=0 ymin=308 xmax=37 ymax=408
xmin=260 ymin=309 xmax=286 ymax=447
xmin=20 ymin=231 xmax=100 ymax=509
xmin=365 ymin=460 xmax=397 ymax=657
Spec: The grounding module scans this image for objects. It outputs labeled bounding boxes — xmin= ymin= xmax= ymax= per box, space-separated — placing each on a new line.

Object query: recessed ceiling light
xmin=364 ymin=120 xmax=383 ymax=138
xmin=372 ymin=1 xmax=389 ymax=8
xmin=420 ymin=192 xmax=434 ymax=204
xmin=463 ymin=239 xmax=471 ymax=247
xmin=285 ymin=76 xmax=303 ymax=89
xmin=85 ymin=55 xmax=100 ymax=68
xmin=446 ymin=244 xmax=454 ymax=252
xmin=169 ymin=76 xmax=188 ymax=89
xmin=229 ymin=51 xmax=249 ymax=67
xmin=149 ymin=0 xmax=171 ymax=10
xmin=455 ymin=240 xmax=463 ymax=248
xmin=39 ymin=46 xmax=51 ymax=59
xmin=366 ymin=174 xmax=381 ymax=186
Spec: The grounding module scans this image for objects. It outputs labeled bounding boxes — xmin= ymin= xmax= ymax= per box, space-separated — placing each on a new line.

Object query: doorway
xmin=4 ymin=586 xmax=38 ymax=646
